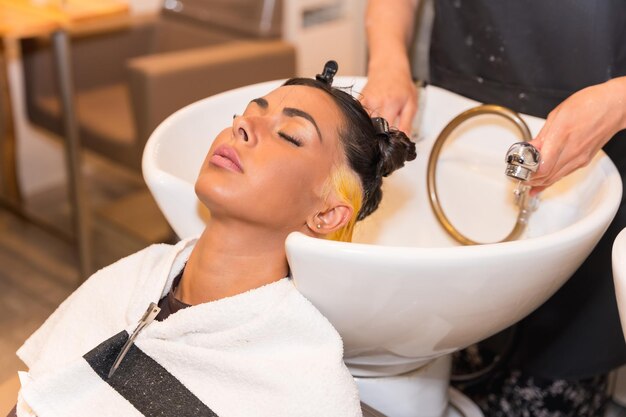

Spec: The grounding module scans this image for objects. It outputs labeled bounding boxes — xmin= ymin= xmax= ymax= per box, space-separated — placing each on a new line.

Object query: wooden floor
xmin=0 ymin=153 xmax=173 ymax=383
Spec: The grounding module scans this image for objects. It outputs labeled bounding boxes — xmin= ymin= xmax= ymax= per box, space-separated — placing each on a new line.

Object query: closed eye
xmin=278 ymin=132 xmax=303 ymax=147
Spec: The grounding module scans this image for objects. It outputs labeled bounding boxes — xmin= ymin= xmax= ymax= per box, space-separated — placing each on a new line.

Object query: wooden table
xmin=0 ymin=0 xmax=129 ymax=280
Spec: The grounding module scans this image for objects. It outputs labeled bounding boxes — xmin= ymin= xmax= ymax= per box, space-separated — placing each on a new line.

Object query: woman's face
xmin=195 ymin=85 xmax=347 ymax=234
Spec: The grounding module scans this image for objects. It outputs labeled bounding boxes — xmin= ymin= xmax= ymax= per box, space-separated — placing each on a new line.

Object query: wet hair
xmin=282 ymin=77 xmax=417 ymax=241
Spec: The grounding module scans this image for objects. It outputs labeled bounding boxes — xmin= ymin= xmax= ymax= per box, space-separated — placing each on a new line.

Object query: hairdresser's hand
xmin=361 ymin=62 xmax=417 ymax=136
xmin=362 ymin=0 xmax=418 ymax=136
xmin=528 ymin=77 xmax=626 ymax=193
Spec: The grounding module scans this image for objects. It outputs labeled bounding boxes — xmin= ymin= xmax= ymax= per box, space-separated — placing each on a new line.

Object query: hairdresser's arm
xmin=361 ymin=0 xmax=419 ymax=135
xmin=528 ymin=76 xmax=626 ymax=193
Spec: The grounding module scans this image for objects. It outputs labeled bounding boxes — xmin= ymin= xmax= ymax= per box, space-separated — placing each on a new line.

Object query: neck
xmin=177 ymin=219 xmax=290 ymax=305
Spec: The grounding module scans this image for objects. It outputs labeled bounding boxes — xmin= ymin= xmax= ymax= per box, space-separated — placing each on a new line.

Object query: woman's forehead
xmin=264 ymin=85 xmax=340 ymax=119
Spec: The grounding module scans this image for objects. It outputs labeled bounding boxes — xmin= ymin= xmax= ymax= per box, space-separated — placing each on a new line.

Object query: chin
xmin=195 ymin=177 xmax=230 ymax=214
xmin=194 ymin=179 xmax=253 ymax=223
xmin=195 ymin=165 xmax=240 ymax=200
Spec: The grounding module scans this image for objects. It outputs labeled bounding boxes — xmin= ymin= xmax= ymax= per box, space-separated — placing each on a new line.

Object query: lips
xmin=210 ymin=144 xmax=244 ymax=173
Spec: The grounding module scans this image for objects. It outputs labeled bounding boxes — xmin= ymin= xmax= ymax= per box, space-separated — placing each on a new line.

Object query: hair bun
xmin=377 ymin=129 xmax=417 ymax=178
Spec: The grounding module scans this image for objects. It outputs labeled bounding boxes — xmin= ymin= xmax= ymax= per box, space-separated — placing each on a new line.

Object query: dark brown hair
xmin=282 ymin=77 xmax=417 ymax=222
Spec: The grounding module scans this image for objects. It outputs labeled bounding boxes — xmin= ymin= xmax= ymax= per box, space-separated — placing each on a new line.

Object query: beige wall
xmin=283 ymin=0 xmax=367 ymax=77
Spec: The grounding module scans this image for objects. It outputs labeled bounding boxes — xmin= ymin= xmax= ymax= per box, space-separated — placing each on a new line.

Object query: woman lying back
xmin=12 ymin=62 xmax=416 ymax=417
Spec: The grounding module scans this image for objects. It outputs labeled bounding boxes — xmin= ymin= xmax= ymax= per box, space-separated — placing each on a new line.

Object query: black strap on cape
xmin=84 ymin=331 xmax=219 ymax=417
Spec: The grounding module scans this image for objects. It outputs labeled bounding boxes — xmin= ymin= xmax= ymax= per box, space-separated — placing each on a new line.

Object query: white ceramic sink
xmin=143 ymin=77 xmax=622 ymax=383
xmin=613 ymin=228 xmax=626 ymax=340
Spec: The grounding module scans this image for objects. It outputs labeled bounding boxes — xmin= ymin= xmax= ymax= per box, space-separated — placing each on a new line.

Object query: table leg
xmin=0 ymin=38 xmax=76 ymax=242
xmin=0 ymin=38 xmax=22 ymax=204
xmin=51 ymin=30 xmax=93 ymax=280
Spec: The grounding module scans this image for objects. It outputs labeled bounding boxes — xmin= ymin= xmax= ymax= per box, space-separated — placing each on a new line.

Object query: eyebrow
xmin=251 ymin=97 xmax=268 ymax=108
xmin=283 ymin=107 xmax=323 ymax=142
xmin=251 ymin=97 xmax=323 ymax=142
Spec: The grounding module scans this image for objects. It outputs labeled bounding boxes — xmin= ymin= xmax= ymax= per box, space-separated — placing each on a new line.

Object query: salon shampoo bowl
xmin=613 ymin=228 xmax=626 ymax=340
xmin=143 ymin=77 xmax=621 ymax=377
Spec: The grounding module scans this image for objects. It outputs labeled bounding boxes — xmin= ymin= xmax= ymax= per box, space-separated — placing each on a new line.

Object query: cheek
xmin=194 ymin=135 xmax=336 ymax=228
xmin=252 ymin=154 xmax=327 ymax=213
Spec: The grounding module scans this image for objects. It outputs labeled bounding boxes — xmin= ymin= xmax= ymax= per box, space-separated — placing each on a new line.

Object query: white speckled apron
xmin=429 ymin=0 xmax=626 ymax=379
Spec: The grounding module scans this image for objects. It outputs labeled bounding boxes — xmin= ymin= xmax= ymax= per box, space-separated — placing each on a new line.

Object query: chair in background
xmin=20 ymin=1 xmax=295 ymax=173
xmin=17 ymin=1 xmax=295 ymax=267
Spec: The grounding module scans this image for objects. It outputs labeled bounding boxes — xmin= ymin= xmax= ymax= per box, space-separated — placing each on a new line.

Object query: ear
xmin=306 ymin=203 xmax=353 ymax=236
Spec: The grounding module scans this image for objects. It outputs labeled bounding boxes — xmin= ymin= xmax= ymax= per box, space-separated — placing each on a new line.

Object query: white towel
xmin=16 ymin=238 xmax=362 ymax=417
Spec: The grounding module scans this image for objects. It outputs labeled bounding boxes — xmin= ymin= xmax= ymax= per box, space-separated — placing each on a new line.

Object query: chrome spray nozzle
xmin=505 ymin=142 xmax=541 ymax=181
xmin=504 ymin=142 xmax=541 ymax=227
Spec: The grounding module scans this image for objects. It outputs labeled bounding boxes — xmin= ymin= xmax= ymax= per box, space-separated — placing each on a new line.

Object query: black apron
xmin=429 ymin=0 xmax=626 ymax=380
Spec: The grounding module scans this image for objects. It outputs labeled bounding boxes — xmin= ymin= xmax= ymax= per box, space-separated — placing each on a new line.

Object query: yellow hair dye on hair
xmin=324 ymin=165 xmax=363 ymax=242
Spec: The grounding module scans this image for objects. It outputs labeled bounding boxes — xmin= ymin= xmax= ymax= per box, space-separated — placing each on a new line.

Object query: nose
xmin=232 ymin=115 xmax=250 ymax=143
xmin=232 ymin=114 xmax=264 ymax=146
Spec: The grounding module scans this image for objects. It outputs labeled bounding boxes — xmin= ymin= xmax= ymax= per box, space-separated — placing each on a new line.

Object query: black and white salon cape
xmin=15 ymin=238 xmax=362 ymax=417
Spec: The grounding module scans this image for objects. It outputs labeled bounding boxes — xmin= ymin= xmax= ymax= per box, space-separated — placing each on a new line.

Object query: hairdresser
xmin=362 ymin=0 xmax=626 ymax=415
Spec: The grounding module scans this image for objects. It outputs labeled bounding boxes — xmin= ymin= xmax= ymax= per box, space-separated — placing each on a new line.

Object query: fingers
xmin=360 ymin=84 xmax=418 ymax=136
xmin=360 ymin=94 xmax=395 ymax=122
xmin=527 ymin=111 xmax=601 ymax=189
xmin=398 ymin=94 xmax=418 ymax=136
xmin=532 ymin=151 xmax=593 ymax=189
xmin=361 ymin=93 xmax=403 ymax=121
xmin=526 ymin=80 xmax=624 ymax=191
xmin=529 ymin=186 xmax=545 ymax=196
xmin=526 ymin=109 xmax=566 ymax=188
xmin=528 ymin=132 xmax=593 ymax=189
xmin=527 ymin=142 xmax=564 ymax=189
xmin=527 ymin=132 xmax=558 ymax=185
xmin=380 ymin=100 xmax=407 ymax=129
